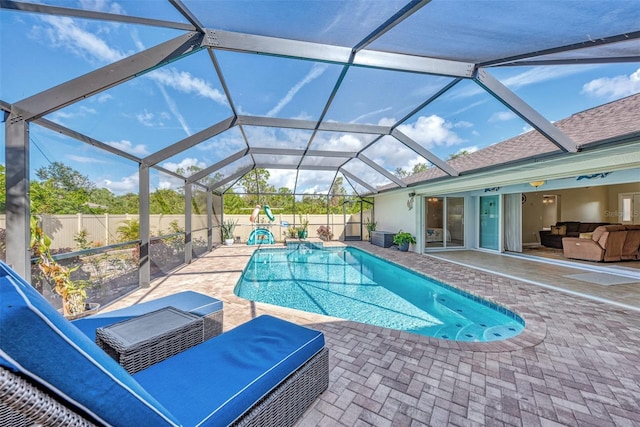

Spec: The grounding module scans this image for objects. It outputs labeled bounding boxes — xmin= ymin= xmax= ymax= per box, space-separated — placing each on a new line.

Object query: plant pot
xmin=224 ymin=238 xmax=234 ymax=246
xmin=398 ymin=242 xmax=409 ymax=252
xmin=297 ymin=230 xmax=308 ymax=239
xmin=64 ymin=302 xmax=101 ymax=320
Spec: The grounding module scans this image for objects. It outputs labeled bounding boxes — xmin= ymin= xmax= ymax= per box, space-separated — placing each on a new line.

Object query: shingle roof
xmin=402 ymin=92 xmax=640 ymax=186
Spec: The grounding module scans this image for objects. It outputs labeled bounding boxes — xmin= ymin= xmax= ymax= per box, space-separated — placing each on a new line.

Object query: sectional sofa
xmin=539 ymin=221 xmax=614 ymax=249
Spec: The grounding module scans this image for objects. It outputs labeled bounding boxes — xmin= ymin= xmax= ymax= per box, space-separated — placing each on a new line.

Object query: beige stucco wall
xmin=372 ymin=190 xmax=418 ymax=247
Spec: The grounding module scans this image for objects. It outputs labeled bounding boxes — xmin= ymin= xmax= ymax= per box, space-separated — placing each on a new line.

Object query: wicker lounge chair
xmin=0 ymin=261 xmax=329 ymax=427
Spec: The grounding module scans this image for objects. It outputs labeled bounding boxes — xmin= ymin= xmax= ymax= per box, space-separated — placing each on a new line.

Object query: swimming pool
xmin=234 ymin=246 xmax=524 ymax=342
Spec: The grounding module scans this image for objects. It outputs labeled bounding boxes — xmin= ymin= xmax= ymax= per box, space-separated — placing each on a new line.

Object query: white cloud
xmin=48 ymin=106 xmax=96 ymax=124
xmin=454 ymin=146 xmax=479 ymax=155
xmin=101 ymin=173 xmax=138 ymax=194
xmin=363 ymin=135 xmax=423 ymax=176
xmin=148 ymin=67 xmax=228 ymax=106
xmin=581 ymin=67 xmax=640 ymax=100
xmin=267 ymin=63 xmax=328 ymax=117
xmin=352 ymin=107 xmax=393 ymax=124
xmin=502 ymin=65 xmax=592 ymax=90
xmin=156 ymin=83 xmax=191 ymax=136
xmin=488 ymin=111 xmax=517 ymax=123
xmin=313 ymin=133 xmax=368 ymax=152
xmin=396 ymin=115 xmax=463 ymax=148
xmin=67 ymin=155 xmax=107 ymax=163
xmin=266 ymin=169 xmax=297 ymax=190
xmin=79 ymin=0 xmax=126 ymax=14
xmin=445 ymin=65 xmax=596 ymax=100
xmin=136 ymin=110 xmax=155 ymax=127
xmin=454 ymin=121 xmax=473 ymax=128
xmin=106 ymin=139 xmax=149 ymax=156
xmin=97 ymin=93 xmax=113 ymax=103
xmin=38 ymin=15 xmax=126 ymax=64
xmin=162 ymin=158 xmax=207 ymax=174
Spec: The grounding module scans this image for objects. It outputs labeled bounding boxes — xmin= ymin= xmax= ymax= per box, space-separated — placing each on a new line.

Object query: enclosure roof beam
xmin=187 ymin=148 xmax=249 ymax=184
xmin=209 ymin=165 xmax=253 ymax=191
xmin=391 ymin=129 xmax=459 ymax=176
xmin=236 ymin=115 xmax=392 ymax=135
xmin=33 ymin=117 xmax=142 ymax=163
xmin=0 ymin=1 xmax=195 ymax=30
xmin=14 ymin=31 xmax=205 ymax=120
xmin=204 ymin=29 xmax=475 ymax=78
xmin=317 ymin=121 xmax=391 ymax=135
xmin=249 ymin=147 xmax=305 ymax=156
xmin=247 ymin=147 xmax=358 ymax=158
xmin=353 ymin=0 xmax=430 ymax=52
xmin=144 ymin=116 xmax=236 ymax=166
xmin=254 ymin=164 xmax=343 ymax=171
xmin=480 ymin=30 xmax=640 ymax=67
xmin=357 ymin=154 xmax=407 ymax=187
xmin=169 ymin=0 xmax=206 ymax=33
xmin=339 ymin=169 xmax=378 ymax=194
xmin=474 ymin=68 xmax=578 ymax=152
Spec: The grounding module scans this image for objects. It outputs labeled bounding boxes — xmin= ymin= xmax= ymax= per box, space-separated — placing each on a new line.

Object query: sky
xmin=1 ymin=0 xmax=639 ymax=196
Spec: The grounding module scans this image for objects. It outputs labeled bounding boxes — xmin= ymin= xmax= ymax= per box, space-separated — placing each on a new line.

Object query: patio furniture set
xmin=0 ymin=261 xmax=329 ymax=426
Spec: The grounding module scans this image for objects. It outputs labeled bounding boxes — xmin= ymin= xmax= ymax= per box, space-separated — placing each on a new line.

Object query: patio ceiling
xmin=1 ymin=0 xmax=639 ymax=197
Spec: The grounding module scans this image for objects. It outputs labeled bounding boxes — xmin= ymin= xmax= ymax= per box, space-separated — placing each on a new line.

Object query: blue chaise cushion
xmin=134 ymin=314 xmax=325 ymax=426
xmin=73 ymin=290 xmax=223 ymax=340
xmin=0 ymin=261 xmax=180 ymax=426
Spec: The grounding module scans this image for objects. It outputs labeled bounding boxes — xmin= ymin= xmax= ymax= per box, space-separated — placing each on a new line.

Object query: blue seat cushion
xmin=134 ymin=314 xmax=325 ymax=426
xmin=0 ymin=261 xmax=180 ymax=426
xmin=72 ymin=291 xmax=223 ymax=341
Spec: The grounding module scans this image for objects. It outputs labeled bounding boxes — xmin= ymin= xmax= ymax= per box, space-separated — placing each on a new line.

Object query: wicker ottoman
xmin=96 ymin=307 xmax=204 ymax=374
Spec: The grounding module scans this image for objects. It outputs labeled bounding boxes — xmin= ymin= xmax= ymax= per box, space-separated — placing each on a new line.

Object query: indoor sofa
xmin=0 ymin=261 xmax=329 ymax=427
xmin=561 ymin=224 xmax=629 ymax=262
xmin=539 ymin=221 xmax=613 ymax=249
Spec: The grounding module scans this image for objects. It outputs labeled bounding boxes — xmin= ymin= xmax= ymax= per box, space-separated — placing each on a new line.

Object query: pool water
xmin=234 ymin=246 xmax=524 ymax=342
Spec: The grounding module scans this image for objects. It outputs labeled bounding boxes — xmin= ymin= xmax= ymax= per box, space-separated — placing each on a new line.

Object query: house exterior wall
xmin=374 ymin=191 xmax=417 ymax=248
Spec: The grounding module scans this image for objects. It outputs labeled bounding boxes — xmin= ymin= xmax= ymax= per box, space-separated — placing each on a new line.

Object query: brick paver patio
xmin=106 ymin=242 xmax=640 ymax=426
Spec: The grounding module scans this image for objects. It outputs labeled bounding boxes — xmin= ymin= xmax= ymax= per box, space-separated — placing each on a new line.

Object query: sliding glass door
xmin=479 ymin=195 xmax=499 ymax=250
xmin=425 ymin=196 xmax=464 ymax=249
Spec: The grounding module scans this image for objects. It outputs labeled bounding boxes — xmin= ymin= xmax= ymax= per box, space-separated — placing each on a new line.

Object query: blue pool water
xmin=234 ymin=246 xmax=524 ymax=342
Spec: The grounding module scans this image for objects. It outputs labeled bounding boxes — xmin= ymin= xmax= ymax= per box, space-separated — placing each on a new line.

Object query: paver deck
xmin=103 ymin=242 xmax=640 ymax=426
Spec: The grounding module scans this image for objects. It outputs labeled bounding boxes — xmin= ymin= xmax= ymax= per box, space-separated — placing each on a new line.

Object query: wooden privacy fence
xmin=0 ymin=211 xmax=372 ymax=250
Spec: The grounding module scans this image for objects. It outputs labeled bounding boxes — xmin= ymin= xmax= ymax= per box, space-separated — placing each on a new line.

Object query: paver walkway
xmin=105 ymin=242 xmax=640 ymax=426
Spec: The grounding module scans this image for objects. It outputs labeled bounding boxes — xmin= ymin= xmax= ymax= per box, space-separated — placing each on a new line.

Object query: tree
xmin=448 ymin=150 xmax=471 ymax=160
xmin=31 ymin=162 xmax=96 ymax=214
xmin=238 ymin=169 xmax=275 ymax=207
xmin=150 ymin=189 xmax=184 ymax=214
xmin=395 ymin=162 xmax=429 ymax=179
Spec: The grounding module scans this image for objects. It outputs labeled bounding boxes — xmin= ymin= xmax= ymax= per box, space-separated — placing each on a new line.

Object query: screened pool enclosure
xmin=2 ymin=0 xmax=639 ymax=307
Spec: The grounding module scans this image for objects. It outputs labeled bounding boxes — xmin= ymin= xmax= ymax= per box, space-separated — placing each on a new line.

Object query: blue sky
xmin=1 ymin=1 xmax=639 ymax=195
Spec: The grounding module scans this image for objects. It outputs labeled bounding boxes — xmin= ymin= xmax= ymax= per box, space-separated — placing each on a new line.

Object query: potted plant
xmin=393 ymin=231 xmax=416 ymax=252
xmin=297 ymin=215 xmax=309 ymax=239
xmin=365 ymin=218 xmax=377 ymax=242
xmin=30 ymin=217 xmax=94 ymax=318
xmin=221 ymin=219 xmax=238 ymax=245
xmin=316 ymin=225 xmax=333 ymax=241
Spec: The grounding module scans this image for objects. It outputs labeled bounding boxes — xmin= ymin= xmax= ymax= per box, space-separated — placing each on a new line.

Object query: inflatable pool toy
xmin=250 ymin=204 xmax=261 ymax=223
xmin=247 ymin=228 xmax=276 ymax=245
xmin=264 ymin=205 xmax=275 ymax=222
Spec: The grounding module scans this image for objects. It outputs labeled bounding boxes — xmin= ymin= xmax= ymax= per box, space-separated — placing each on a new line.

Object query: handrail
xmin=31 ymin=240 xmax=141 ymax=263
